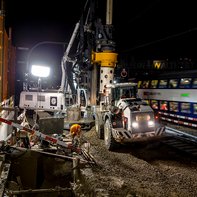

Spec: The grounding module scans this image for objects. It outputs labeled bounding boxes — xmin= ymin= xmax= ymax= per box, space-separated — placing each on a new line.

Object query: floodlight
xmin=31 ymin=65 xmax=50 ymax=78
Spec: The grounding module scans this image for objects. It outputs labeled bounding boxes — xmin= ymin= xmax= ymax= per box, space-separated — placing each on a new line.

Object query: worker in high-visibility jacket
xmin=69 ymin=124 xmax=90 ymax=152
xmin=70 ymin=124 xmax=82 ymax=147
xmin=70 ymin=124 xmax=81 ymax=137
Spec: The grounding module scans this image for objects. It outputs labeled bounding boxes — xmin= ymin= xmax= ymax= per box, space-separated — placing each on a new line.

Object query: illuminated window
xmin=169 ymin=102 xmax=178 ymax=112
xmin=160 ymin=101 xmax=168 ymax=111
xmin=169 ymin=79 xmax=178 ymax=88
xmin=144 ymin=100 xmax=149 ymax=104
xmin=151 ymin=100 xmax=158 ymax=109
xmin=158 ymin=80 xmax=168 ymax=88
xmin=180 ymin=102 xmax=190 ymax=113
xmin=179 ymin=78 xmax=191 ymax=88
xmin=150 ymin=80 xmax=158 ymax=88
xmin=193 ymin=104 xmax=197 ymax=114
xmin=192 ymin=78 xmax=197 ymax=88
xmin=142 ymin=80 xmax=149 ymax=88
xmin=138 ymin=81 xmax=142 ymax=88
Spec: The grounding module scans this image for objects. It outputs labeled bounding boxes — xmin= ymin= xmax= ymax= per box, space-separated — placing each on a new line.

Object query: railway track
xmin=162 ymin=126 xmax=197 ymax=158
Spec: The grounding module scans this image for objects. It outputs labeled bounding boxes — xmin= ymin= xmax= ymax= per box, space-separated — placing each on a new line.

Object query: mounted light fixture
xmin=31 ymin=65 xmax=50 ymax=78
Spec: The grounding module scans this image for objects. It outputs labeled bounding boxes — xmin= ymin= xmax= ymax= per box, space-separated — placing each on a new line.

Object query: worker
xmin=69 ymin=124 xmax=90 ymax=152
xmin=70 ymin=124 xmax=81 ymax=137
xmin=70 ymin=124 xmax=82 ymax=147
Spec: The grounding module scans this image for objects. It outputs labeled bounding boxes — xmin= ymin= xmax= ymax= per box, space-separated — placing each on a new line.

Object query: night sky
xmin=5 ymin=0 xmax=86 ymax=46
xmin=4 ymin=0 xmax=197 ymax=61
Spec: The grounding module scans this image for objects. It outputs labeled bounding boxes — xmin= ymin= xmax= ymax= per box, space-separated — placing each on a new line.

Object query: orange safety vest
xmin=70 ymin=124 xmax=81 ymax=136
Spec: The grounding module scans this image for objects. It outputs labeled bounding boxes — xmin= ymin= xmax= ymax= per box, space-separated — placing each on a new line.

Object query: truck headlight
xmin=148 ymin=120 xmax=155 ymax=127
xmin=132 ymin=122 xmax=139 ymax=128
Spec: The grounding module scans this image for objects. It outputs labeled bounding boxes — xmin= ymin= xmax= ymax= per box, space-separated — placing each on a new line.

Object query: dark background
xmin=3 ymin=0 xmax=197 ymax=82
xmin=4 ymin=0 xmax=197 ymax=58
xmin=3 ymin=0 xmax=197 ymax=105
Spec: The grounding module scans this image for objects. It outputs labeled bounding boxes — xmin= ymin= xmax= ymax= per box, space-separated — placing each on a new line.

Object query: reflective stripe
xmin=160 ymin=117 xmax=197 ymax=128
xmin=0 ymin=117 xmax=80 ymax=152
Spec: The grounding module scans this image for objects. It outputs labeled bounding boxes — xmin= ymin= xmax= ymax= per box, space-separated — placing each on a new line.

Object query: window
xmin=193 ymin=104 xmax=197 ymax=114
xmin=121 ymin=88 xmax=135 ymax=98
xmin=138 ymin=81 xmax=142 ymax=88
xmin=143 ymin=100 xmax=149 ymax=105
xmin=179 ymin=78 xmax=191 ymax=88
xmin=151 ymin=100 xmax=158 ymax=109
xmin=192 ymin=78 xmax=197 ymax=88
xmin=180 ymin=102 xmax=190 ymax=113
xmin=150 ymin=80 xmax=158 ymax=88
xmin=169 ymin=79 xmax=178 ymax=88
xmin=169 ymin=102 xmax=178 ymax=112
xmin=160 ymin=101 xmax=168 ymax=111
xmin=142 ymin=80 xmax=149 ymax=88
xmin=158 ymin=80 xmax=168 ymax=88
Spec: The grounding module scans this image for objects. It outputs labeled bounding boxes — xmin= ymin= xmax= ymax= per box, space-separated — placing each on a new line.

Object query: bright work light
xmin=31 ymin=65 xmax=50 ymax=78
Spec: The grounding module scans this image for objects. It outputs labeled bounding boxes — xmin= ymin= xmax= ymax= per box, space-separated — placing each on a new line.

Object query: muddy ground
xmin=4 ymin=124 xmax=197 ymax=197
xmin=78 ymin=126 xmax=197 ymax=197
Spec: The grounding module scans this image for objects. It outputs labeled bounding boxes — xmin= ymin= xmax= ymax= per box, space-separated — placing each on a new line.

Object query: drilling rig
xmin=18 ymin=0 xmax=165 ymax=149
xmin=78 ymin=0 xmax=165 ymax=150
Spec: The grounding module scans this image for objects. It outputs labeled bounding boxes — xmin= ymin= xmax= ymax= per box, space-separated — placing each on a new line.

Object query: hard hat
xmin=70 ymin=124 xmax=81 ymax=136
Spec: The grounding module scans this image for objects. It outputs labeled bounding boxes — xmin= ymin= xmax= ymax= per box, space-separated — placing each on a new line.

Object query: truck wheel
xmin=104 ymin=118 xmax=118 ymax=151
xmin=95 ymin=114 xmax=104 ymax=139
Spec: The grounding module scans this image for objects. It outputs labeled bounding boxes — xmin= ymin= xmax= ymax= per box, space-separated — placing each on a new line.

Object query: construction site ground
xmin=79 ymin=126 xmax=197 ymax=197
xmin=2 ymin=125 xmax=197 ymax=197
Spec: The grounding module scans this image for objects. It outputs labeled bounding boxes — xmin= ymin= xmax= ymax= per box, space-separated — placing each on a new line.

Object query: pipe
xmin=59 ymin=22 xmax=80 ymax=93
xmin=106 ymin=0 xmax=113 ymax=25
xmin=7 ymin=186 xmax=72 ymax=196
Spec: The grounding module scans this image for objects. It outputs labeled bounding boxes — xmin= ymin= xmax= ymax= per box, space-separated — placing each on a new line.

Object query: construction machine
xmin=18 ymin=0 xmax=165 ymax=147
xmin=94 ymin=82 xmax=165 ymax=150
xmin=18 ymin=19 xmax=94 ymax=131
xmin=78 ymin=0 xmax=165 ymax=150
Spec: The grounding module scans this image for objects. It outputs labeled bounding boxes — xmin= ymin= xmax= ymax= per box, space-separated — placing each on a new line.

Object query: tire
xmin=104 ymin=118 xmax=119 ymax=151
xmin=95 ymin=113 xmax=104 ymax=139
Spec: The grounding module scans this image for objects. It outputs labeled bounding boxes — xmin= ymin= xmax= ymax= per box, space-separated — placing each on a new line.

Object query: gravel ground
xmin=78 ymin=126 xmax=197 ymax=197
